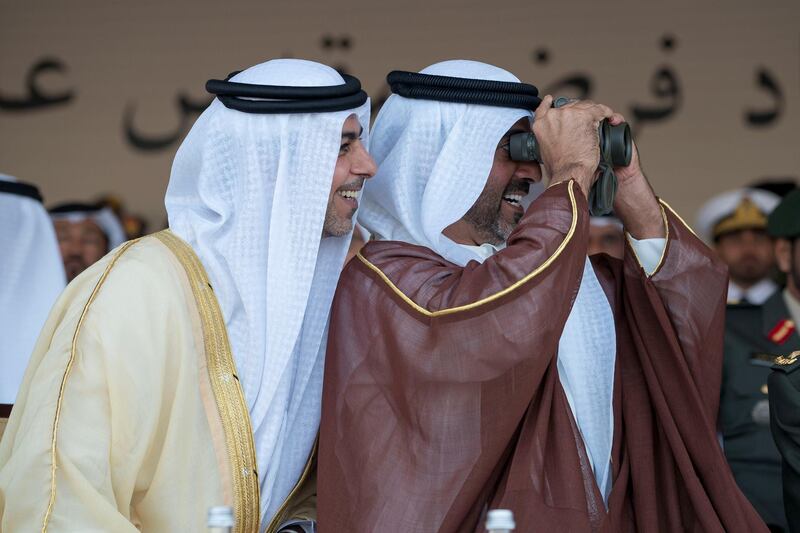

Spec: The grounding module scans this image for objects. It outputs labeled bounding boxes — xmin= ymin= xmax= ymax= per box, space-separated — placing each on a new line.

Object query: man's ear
xmin=775 ymin=238 xmax=792 ymax=274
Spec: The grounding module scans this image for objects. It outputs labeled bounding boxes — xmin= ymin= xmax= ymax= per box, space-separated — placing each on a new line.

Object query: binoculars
xmin=508 ymin=97 xmax=632 ymax=216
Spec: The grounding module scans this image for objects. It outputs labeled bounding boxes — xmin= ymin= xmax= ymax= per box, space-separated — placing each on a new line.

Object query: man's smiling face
xmin=444 ymin=117 xmax=542 ymax=246
xmin=322 ymin=114 xmax=377 ymax=238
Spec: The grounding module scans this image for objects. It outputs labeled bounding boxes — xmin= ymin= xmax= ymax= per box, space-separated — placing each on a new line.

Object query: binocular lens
xmin=608 ymin=123 xmax=632 ymax=167
xmin=508 ymin=133 xmax=538 ymax=162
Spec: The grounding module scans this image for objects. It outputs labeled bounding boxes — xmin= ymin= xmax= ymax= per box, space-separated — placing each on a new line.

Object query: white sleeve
xmin=627 ymin=235 xmax=667 ymax=277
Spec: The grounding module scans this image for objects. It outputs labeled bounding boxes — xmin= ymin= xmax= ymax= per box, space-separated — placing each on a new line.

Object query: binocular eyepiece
xmin=507 ymin=96 xmax=632 ymax=216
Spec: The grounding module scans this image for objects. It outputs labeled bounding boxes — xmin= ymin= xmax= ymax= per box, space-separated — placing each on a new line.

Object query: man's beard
xmin=322 ymin=197 xmax=355 ymax=237
xmin=728 ymin=255 xmax=772 ymax=286
xmin=64 ymin=256 xmax=88 ymax=281
xmin=462 ymin=180 xmax=527 ymax=246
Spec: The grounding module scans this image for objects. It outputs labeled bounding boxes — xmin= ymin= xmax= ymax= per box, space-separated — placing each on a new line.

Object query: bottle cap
xmin=207 ymin=506 xmax=235 ymax=527
xmin=486 ymin=509 xmax=515 ymax=530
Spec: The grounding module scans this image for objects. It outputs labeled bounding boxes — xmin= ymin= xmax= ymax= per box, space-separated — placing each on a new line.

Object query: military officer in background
xmin=720 ymin=188 xmax=799 ymax=531
xmin=767 ymin=189 xmax=800 ymax=533
xmin=697 ymin=187 xmax=781 ymax=304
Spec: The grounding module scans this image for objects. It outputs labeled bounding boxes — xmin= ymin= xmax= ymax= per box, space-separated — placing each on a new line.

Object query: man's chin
xmin=499 ymin=215 xmax=521 ymax=238
xmin=322 ymin=216 xmax=354 ymax=238
xmin=731 ymin=266 xmax=770 ymax=284
xmin=64 ymin=261 xmax=87 ymax=280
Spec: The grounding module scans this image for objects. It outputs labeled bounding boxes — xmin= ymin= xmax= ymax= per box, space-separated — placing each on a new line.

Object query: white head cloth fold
xmin=695 ymin=187 xmax=780 ymax=243
xmin=358 ymin=60 xmax=531 ymax=266
xmin=49 ymin=205 xmax=127 ymax=249
xmin=0 ymin=174 xmax=66 ymax=404
xmin=165 ymin=59 xmax=370 ymax=524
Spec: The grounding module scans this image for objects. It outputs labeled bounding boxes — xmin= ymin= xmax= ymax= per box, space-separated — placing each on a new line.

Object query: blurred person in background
xmin=712 ymin=186 xmax=791 ymax=531
xmin=96 ymin=194 xmax=149 ymax=239
xmin=697 ymin=188 xmax=781 ymax=305
xmin=765 ymin=190 xmax=800 ymax=533
xmin=0 ymin=175 xmax=65 ymax=440
xmin=588 ymin=214 xmax=625 ymax=259
xmin=49 ymin=202 xmax=127 ymax=281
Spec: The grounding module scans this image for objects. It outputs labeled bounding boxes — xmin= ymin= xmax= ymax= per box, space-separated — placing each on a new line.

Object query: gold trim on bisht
xmin=357 ymin=179 xmax=580 ymax=318
xmin=660 ymin=198 xmax=698 ymax=238
xmin=44 ymin=239 xmax=141 ymax=532
xmin=155 ymin=230 xmax=260 ymax=533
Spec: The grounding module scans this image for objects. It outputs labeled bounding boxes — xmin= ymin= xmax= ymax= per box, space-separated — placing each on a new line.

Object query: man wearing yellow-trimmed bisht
xmin=767 ymin=189 xmax=800 ymax=533
xmin=0 ymin=59 xmax=376 ymax=532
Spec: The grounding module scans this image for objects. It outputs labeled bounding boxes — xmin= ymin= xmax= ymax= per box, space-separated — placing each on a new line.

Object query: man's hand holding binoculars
xmin=532 ymin=95 xmax=665 ymax=240
xmin=532 ymin=95 xmax=614 ymax=197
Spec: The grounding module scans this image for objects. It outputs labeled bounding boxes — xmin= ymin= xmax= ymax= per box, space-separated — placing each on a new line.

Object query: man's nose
xmin=354 ymin=144 xmax=378 ymax=179
xmin=61 ymin=236 xmax=81 ymax=256
xmin=514 ymin=160 xmax=542 ymax=183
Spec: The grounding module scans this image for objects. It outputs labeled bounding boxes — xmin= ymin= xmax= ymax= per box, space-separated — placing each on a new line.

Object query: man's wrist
xmin=547 ymin=163 xmax=595 ymax=195
xmin=625 ymin=214 xmax=665 ymax=239
xmin=617 ymin=198 xmax=665 ymax=239
xmin=613 ymin=172 xmax=665 ymax=239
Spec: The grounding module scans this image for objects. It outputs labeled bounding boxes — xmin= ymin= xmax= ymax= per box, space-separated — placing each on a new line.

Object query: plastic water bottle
xmin=207 ymin=506 xmax=235 ymax=533
xmin=485 ymin=509 xmax=515 ymax=533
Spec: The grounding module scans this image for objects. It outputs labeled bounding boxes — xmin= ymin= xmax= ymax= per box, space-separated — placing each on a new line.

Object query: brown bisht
xmin=318 ymin=181 xmax=767 ymax=532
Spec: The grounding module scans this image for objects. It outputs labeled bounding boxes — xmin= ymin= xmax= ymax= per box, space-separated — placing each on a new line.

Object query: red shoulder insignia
xmin=769 ymin=319 xmax=796 ymax=345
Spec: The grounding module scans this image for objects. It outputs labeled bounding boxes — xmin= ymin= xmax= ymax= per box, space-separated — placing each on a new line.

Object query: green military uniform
xmin=771 ymin=348 xmax=800 ymax=533
xmin=768 ymin=189 xmax=800 ymax=533
xmin=722 ymin=291 xmax=797 ymax=530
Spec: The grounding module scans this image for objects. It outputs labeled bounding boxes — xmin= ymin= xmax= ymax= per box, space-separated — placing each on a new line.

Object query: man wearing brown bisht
xmin=318 ymin=60 xmax=766 ymax=532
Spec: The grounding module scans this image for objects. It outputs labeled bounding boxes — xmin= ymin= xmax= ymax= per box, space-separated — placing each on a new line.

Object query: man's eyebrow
xmin=341 ymin=126 xmax=364 ymax=141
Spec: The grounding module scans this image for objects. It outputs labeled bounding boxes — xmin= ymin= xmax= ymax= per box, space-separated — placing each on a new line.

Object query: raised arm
xmin=358 ymin=179 xmax=588 ymax=315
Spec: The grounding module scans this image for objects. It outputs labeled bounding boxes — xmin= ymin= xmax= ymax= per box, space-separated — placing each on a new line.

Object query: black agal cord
xmin=206 ymin=71 xmax=368 ymax=114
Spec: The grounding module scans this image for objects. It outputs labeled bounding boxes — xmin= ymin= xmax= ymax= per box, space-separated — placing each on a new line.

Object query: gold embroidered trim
xmin=659 ymin=199 xmax=699 ymax=239
xmin=356 ymin=180 xmax=579 ymax=317
xmin=264 ymin=436 xmax=318 ymax=533
xmin=43 ymin=239 xmax=140 ymax=532
xmin=155 ymin=230 xmax=259 ymax=533
xmin=624 ymin=202 xmax=670 ymax=276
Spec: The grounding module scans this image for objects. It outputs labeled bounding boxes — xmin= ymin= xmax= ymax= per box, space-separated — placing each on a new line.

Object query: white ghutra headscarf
xmin=165 ymin=59 xmax=370 ymax=525
xmin=0 ymin=175 xmax=65 ymax=405
xmin=49 ymin=204 xmax=127 ymax=250
xmin=358 ymin=60 xmax=531 ymax=267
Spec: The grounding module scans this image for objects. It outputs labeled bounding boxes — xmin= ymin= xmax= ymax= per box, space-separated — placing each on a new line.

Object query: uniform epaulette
xmin=771 ymin=350 xmax=800 ymax=373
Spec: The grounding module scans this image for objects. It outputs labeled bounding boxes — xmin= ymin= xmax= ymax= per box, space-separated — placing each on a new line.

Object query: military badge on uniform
xmin=774 ymin=350 xmax=800 ymax=366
